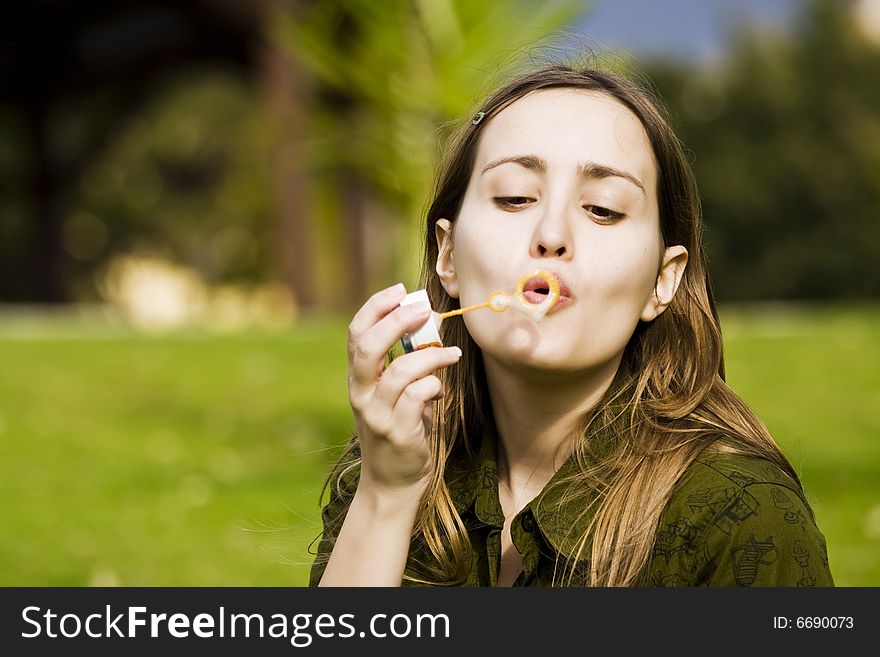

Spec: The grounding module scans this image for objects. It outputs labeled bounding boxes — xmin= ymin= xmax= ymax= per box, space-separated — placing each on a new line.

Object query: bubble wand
xmin=400 ymin=269 xmax=561 ymax=353
xmin=434 ymin=291 xmax=508 ymax=319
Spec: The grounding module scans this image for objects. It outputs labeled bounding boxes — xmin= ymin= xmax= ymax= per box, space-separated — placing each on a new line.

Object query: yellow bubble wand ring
xmin=436 ymin=269 xmax=561 ymax=322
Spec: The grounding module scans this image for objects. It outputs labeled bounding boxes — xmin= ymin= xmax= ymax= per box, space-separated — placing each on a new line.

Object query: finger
xmin=373 ymin=346 xmax=461 ymax=410
xmin=349 ymin=302 xmax=433 ymax=388
xmin=388 ymin=375 xmax=443 ymax=446
xmin=361 ymin=345 xmax=459 ymax=431
xmin=348 ymin=283 xmax=407 ymax=344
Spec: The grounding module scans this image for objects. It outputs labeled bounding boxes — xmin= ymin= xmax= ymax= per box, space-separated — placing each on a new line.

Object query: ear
xmin=640 ymin=245 xmax=688 ymax=322
xmin=435 ymin=218 xmax=459 ymax=299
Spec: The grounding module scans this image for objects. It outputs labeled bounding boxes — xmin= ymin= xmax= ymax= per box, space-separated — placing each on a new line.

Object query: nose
xmin=530 ymin=201 xmax=573 ymax=260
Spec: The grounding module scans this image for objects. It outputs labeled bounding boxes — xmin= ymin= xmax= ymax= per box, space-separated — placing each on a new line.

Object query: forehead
xmin=475 ymin=88 xmax=656 ymax=185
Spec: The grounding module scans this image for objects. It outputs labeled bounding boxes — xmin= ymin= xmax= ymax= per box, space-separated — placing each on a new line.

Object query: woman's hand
xmin=347 ymin=283 xmax=461 ymax=500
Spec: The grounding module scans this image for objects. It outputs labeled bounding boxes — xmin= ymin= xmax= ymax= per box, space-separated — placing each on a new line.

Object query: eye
xmin=493 ymin=196 xmax=534 ymax=210
xmin=583 ymin=204 xmax=625 ymax=224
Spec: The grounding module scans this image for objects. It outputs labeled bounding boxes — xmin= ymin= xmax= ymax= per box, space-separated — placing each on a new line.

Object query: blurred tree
xmin=0 ymin=0 xmax=588 ymax=311
xmin=648 ymin=0 xmax=880 ymax=301
xmin=272 ymin=0 xmax=589 ymax=309
xmin=0 ymin=0 xmax=263 ymax=303
xmin=77 ymin=71 xmax=273 ymax=295
xmin=6 ymin=0 xmax=878 ymax=308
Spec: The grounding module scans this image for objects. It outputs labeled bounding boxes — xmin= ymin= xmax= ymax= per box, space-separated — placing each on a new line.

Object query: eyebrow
xmin=480 ymin=154 xmax=646 ymax=196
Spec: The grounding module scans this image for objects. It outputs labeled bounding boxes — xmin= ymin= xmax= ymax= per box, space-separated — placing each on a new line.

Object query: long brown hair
xmin=330 ymin=61 xmax=801 ymax=586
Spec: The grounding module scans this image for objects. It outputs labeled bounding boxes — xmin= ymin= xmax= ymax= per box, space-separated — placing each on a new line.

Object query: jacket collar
xmin=445 ymin=431 xmax=597 ymax=556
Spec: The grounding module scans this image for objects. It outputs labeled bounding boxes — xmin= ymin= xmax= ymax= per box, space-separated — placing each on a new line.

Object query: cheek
xmin=580 ymin=240 xmax=659 ymax=357
xmin=591 ymin=233 xmax=660 ymax=302
xmin=611 ymin=253 xmax=657 ymax=302
xmin=449 ymin=220 xmax=514 ymax=302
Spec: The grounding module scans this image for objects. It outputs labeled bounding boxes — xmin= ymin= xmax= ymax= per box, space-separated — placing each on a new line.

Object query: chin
xmin=483 ymin=332 xmax=584 ymax=373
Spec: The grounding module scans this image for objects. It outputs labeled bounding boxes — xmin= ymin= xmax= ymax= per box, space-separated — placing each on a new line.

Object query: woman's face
xmin=436 ymin=88 xmax=685 ymax=375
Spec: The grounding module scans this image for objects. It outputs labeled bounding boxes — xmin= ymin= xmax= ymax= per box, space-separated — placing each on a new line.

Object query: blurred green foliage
xmin=0 ymin=304 xmax=877 ymax=586
xmin=76 ymin=73 xmax=273 ymax=295
xmin=273 ymin=0 xmax=588 ymax=214
xmin=0 ymin=0 xmax=589 ymax=309
xmin=2 ymin=0 xmax=876 ymax=306
xmin=648 ymin=0 xmax=880 ymax=300
xmin=271 ymin=0 xmax=590 ymax=305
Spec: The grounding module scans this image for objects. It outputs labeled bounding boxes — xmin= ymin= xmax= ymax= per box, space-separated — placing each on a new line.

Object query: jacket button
xmin=521 ymin=513 xmax=534 ymax=532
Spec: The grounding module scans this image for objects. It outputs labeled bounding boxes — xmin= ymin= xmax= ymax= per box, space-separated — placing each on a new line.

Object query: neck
xmin=483 ymin=354 xmax=622 ymax=492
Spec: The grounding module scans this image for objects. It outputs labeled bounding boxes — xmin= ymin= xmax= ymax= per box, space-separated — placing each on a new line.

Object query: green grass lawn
xmin=0 ymin=303 xmax=877 ymax=586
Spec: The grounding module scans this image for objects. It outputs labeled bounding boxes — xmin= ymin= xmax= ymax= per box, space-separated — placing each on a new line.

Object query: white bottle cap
xmin=399 ymin=289 xmax=442 ymax=353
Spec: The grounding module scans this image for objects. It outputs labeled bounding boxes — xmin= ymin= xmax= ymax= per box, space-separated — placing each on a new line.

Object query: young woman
xmin=308 ymin=62 xmax=834 ymax=587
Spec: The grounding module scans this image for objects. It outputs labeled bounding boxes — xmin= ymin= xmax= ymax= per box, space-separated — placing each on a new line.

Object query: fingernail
xmin=410 ymin=303 xmax=431 ymax=316
xmin=391 ymin=282 xmax=406 ymax=294
xmin=448 ymin=346 xmax=462 ymax=358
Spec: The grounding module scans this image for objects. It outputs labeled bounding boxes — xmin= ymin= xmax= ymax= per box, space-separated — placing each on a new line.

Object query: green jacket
xmin=309 ymin=434 xmax=834 ymax=587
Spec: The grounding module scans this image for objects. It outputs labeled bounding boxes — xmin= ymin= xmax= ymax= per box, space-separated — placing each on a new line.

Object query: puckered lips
xmin=521 ymin=271 xmax=573 ymax=310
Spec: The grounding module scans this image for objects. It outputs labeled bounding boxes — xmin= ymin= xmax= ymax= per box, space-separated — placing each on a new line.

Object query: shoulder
xmin=645 ymin=450 xmax=834 ymax=587
xmin=674 ymin=449 xmax=806 ymax=504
